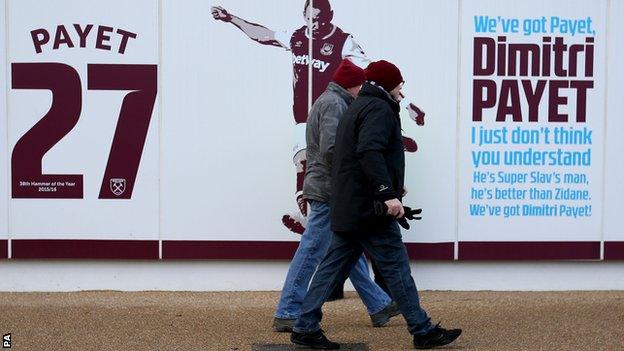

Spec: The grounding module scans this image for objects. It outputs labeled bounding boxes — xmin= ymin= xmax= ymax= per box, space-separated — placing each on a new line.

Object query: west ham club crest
xmin=110 ymin=178 xmax=126 ymax=196
xmin=320 ymin=42 xmax=334 ymax=56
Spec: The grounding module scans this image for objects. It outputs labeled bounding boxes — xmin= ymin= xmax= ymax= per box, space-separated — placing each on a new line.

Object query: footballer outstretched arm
xmin=211 ymin=6 xmax=286 ymax=48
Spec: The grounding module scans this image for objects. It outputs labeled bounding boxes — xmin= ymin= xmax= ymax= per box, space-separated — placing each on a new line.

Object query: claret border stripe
xmin=11 ymin=239 xmax=159 ymax=259
xmin=4 ymin=240 xmax=614 ymax=261
xmin=0 ymin=240 xmax=7 ymax=258
xmin=161 ymin=241 xmax=455 ymax=260
xmin=604 ymin=242 xmax=624 ymax=260
xmin=458 ymin=241 xmax=601 ymax=260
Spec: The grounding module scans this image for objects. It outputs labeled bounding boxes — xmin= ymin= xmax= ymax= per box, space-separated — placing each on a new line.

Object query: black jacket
xmin=330 ymin=82 xmax=405 ymax=232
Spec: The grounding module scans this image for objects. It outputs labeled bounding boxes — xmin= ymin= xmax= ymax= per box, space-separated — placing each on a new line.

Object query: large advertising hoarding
xmin=6 ymin=0 xmax=160 ymax=258
xmin=0 ymin=0 xmax=621 ymax=261
xmin=604 ymin=0 xmax=624 ymax=260
xmin=457 ymin=0 xmax=607 ymax=259
xmin=160 ymin=0 xmax=458 ymax=259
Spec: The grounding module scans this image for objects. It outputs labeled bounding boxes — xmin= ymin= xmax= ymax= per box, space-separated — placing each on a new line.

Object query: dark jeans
xmin=293 ymin=221 xmax=433 ymax=335
xmin=371 ymin=259 xmax=390 ymax=295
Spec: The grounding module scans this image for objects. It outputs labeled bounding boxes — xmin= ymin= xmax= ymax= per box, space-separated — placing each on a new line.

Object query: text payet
xmin=31 ymin=24 xmax=137 ymax=54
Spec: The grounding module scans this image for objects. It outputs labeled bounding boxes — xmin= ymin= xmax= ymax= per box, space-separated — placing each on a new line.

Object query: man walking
xmin=291 ymin=60 xmax=462 ymax=349
xmin=273 ymin=59 xmax=399 ymax=332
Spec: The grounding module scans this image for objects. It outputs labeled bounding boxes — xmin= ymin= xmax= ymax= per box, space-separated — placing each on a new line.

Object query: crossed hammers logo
xmin=110 ymin=178 xmax=126 ymax=196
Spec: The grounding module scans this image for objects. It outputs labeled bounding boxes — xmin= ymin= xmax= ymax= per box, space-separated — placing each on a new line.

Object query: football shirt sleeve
xmin=342 ymin=35 xmax=370 ymax=68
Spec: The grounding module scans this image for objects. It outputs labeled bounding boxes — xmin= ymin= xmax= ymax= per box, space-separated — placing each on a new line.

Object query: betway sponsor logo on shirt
xmin=293 ymin=55 xmax=331 ymax=72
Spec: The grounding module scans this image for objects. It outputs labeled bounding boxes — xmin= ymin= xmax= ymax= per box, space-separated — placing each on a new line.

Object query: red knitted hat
xmin=365 ymin=60 xmax=404 ymax=92
xmin=332 ymin=59 xmax=366 ymax=89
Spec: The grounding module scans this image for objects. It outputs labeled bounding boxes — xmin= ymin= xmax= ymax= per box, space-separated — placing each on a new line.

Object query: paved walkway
xmin=0 ymin=291 xmax=623 ymax=350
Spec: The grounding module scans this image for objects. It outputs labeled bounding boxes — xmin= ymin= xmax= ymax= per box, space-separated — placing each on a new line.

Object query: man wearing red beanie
xmin=275 ymin=59 xmax=400 ymax=336
xmin=364 ymin=60 xmax=405 ymax=94
xmin=291 ymin=60 xmax=462 ymax=349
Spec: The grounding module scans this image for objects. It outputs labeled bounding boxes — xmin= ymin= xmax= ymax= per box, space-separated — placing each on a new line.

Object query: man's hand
xmin=385 ymin=198 xmax=405 ymax=218
xmin=407 ymin=103 xmax=425 ymax=126
xmin=211 ymin=6 xmax=232 ymax=22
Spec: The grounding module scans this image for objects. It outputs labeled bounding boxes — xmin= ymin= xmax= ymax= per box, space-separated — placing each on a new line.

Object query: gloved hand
xmin=402 ymin=135 xmax=418 ymax=153
xmin=397 ymin=206 xmax=422 ymax=230
xmin=407 ymin=103 xmax=426 ymax=126
xmin=374 ymin=201 xmax=422 ymax=230
xmin=211 ymin=6 xmax=233 ymax=22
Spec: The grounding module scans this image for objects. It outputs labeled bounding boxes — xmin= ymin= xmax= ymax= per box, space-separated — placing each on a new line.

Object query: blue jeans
xmin=293 ymin=221 xmax=433 ymax=336
xmin=275 ymin=201 xmax=391 ymax=319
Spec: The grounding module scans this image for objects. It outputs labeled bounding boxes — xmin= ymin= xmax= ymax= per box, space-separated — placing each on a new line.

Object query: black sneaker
xmin=272 ymin=317 xmax=295 ymax=332
xmin=413 ymin=323 xmax=462 ymax=349
xmin=370 ymin=301 xmax=401 ymax=327
xmin=291 ymin=329 xmax=340 ymax=350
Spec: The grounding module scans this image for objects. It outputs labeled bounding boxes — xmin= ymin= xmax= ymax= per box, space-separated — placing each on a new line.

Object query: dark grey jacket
xmin=303 ymin=82 xmax=354 ymax=202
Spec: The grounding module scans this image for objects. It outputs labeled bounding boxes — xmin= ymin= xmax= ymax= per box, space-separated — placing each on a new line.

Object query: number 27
xmin=11 ymin=63 xmax=157 ymax=199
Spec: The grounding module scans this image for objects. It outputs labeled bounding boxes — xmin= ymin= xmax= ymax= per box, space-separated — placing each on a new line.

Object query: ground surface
xmin=0 ymin=291 xmax=623 ymax=350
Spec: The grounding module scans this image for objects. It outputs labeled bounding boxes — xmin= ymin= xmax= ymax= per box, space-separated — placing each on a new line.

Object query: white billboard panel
xmin=7 ymin=0 xmax=160 ymax=257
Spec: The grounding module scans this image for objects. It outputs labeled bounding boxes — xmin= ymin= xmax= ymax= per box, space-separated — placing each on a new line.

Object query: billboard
xmin=6 ymin=0 xmax=159 ymax=258
xmin=457 ymin=0 xmax=607 ymax=259
xmin=160 ymin=0 xmax=458 ymax=259
xmin=0 ymin=0 xmax=621 ymax=260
